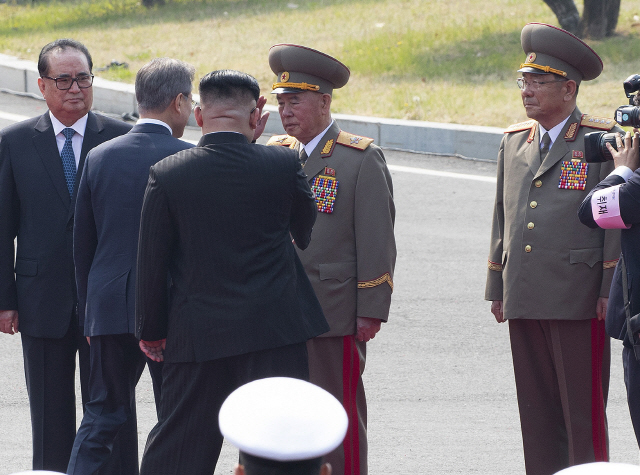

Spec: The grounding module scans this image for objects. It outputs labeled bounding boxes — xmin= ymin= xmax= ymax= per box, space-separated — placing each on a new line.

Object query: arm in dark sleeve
xmin=578 ymin=174 xmax=626 ymax=228
xmin=135 ymin=167 xmax=175 ymax=341
xmin=73 ymin=154 xmax=98 ymax=330
xmin=0 ymin=133 xmax=19 ymax=310
xmin=289 ymin=159 xmax=317 ymax=250
xmin=619 ymin=170 xmax=640 ymax=225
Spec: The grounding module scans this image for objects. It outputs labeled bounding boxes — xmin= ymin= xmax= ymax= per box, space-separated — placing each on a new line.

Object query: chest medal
xmin=558 ymin=160 xmax=588 ymax=191
xmin=311 ymin=174 xmax=339 ymax=214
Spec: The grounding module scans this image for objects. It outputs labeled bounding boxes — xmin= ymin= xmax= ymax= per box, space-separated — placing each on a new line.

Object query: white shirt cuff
xmin=610 ymin=166 xmax=634 ymax=182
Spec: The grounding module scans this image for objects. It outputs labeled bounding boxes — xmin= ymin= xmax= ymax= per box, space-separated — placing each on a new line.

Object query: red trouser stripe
xmin=591 ymin=318 xmax=608 ymax=461
xmin=342 ymin=336 xmax=361 ymax=475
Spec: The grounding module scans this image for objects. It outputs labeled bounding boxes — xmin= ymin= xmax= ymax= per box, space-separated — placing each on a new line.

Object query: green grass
xmin=0 ymin=0 xmax=639 ymax=128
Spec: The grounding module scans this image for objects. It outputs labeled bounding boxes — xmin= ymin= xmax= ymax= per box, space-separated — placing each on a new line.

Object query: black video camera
xmin=585 ymin=74 xmax=640 ymax=162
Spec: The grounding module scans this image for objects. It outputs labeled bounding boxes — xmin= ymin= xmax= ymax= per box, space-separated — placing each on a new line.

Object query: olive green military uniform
xmin=267 ymin=121 xmax=395 ymax=475
xmin=267 ymin=44 xmax=396 ymax=475
xmin=485 ymin=23 xmax=622 ymax=475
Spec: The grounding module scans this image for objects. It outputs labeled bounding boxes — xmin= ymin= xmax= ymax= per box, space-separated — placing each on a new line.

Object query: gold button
xmin=525 ymin=245 xmax=532 ymax=252
xmin=530 ymin=201 xmax=538 ymax=208
xmin=527 ymin=222 xmax=535 ymax=230
xmin=535 ymin=180 xmax=542 ymax=188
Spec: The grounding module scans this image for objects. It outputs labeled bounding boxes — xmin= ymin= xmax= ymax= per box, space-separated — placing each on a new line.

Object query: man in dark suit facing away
xmin=0 ymin=39 xmax=131 ymax=472
xmin=67 ymin=57 xmax=197 ymax=475
xmin=136 ymin=69 xmax=329 ymax=475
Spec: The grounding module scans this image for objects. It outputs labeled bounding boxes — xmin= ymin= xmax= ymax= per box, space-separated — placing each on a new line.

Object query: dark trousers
xmin=21 ymin=316 xmax=90 ymax=472
xmin=67 ymin=333 xmax=151 ymax=475
xmin=307 ymin=336 xmax=368 ymax=475
xmin=139 ymin=342 xmax=309 ymax=475
xmin=622 ymin=345 xmax=640 ymax=447
xmin=509 ymin=318 xmax=610 ymax=475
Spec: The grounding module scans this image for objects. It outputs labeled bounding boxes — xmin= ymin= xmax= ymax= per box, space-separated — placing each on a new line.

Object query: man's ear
xmin=249 ymin=107 xmax=259 ymax=131
xmin=320 ymin=462 xmax=332 ymax=475
xmin=38 ymin=77 xmax=46 ymax=97
xmin=194 ymin=105 xmax=204 ymax=128
xmin=321 ymin=94 xmax=332 ymax=112
xmin=563 ymin=80 xmax=577 ymax=102
xmin=234 ymin=463 xmax=245 ymax=475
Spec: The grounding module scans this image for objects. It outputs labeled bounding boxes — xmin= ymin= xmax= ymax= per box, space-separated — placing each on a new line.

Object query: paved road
xmin=0 ymin=91 xmax=638 ymax=474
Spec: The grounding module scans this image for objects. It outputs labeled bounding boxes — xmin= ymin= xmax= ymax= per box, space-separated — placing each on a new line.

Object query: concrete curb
xmin=0 ymin=53 xmax=503 ymax=161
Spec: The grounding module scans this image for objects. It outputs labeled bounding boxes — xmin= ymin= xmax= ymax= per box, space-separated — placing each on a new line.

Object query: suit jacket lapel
xmin=303 ymin=121 xmax=341 ymax=181
xmin=535 ymin=108 xmax=581 ymax=179
xmin=33 ymin=112 xmax=70 ymax=208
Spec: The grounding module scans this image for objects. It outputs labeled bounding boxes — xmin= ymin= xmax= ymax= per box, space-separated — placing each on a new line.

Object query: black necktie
xmin=299 ymin=147 xmax=308 ymax=166
xmin=540 ymin=132 xmax=551 ymax=163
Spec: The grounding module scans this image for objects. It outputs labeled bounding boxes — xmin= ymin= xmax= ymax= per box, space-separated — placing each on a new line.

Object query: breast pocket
xmin=569 ymin=248 xmax=603 ymax=268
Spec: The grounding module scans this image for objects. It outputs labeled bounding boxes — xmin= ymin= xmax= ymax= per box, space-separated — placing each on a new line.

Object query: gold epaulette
xmin=603 ymin=258 xmax=619 ymax=270
xmin=580 ymin=114 xmax=617 ymax=131
xmin=357 ymin=273 xmax=393 ymax=292
xmin=266 ymin=134 xmax=298 ymax=148
xmin=487 ymin=260 xmax=503 ymax=272
xmin=336 ymin=131 xmax=374 ymax=151
xmin=504 ymin=120 xmax=537 ymax=134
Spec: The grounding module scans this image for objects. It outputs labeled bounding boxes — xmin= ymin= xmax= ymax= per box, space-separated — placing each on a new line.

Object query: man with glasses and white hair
xmin=0 ymin=39 xmax=131 ymax=472
xmin=67 ymin=57 xmax=197 ymax=475
xmin=485 ymin=23 xmax=623 ymax=475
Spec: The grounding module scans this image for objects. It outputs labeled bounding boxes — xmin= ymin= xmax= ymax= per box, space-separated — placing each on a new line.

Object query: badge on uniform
xmin=558 ymin=160 xmax=588 ymax=190
xmin=311 ymin=175 xmax=339 ymax=213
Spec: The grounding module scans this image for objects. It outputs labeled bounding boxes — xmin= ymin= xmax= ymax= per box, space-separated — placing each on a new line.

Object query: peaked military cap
xmin=554 ymin=462 xmax=640 ymax=474
xmin=219 ymin=377 xmax=348 ymax=470
xmin=518 ymin=22 xmax=603 ymax=84
xmin=269 ymin=44 xmax=350 ymax=95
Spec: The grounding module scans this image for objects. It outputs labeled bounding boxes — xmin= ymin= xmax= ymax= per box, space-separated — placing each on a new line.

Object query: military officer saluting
xmin=485 ymin=23 xmax=622 ymax=475
xmin=267 ymin=44 xmax=396 ymax=475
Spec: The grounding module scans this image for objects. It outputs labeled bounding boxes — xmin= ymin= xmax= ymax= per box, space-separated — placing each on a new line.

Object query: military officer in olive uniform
xmin=485 ymin=23 xmax=622 ymax=475
xmin=266 ymin=44 xmax=396 ymax=475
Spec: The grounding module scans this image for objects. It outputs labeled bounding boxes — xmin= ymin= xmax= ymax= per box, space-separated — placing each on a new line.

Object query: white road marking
xmin=0 ymin=111 xmax=30 ymax=122
xmin=0 ymin=112 xmax=497 ymax=183
xmin=388 ymin=164 xmax=496 ymax=183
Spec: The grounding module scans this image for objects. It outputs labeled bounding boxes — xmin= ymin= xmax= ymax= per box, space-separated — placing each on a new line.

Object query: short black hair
xmin=199 ymin=69 xmax=260 ymax=105
xmin=239 ymin=452 xmax=323 ymax=475
xmin=38 ymin=39 xmax=93 ymax=76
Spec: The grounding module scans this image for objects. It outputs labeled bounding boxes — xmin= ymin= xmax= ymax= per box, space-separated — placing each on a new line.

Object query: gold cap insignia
xmin=526 ymin=52 xmax=536 ymax=63
xmin=280 ymin=72 xmax=290 ymax=83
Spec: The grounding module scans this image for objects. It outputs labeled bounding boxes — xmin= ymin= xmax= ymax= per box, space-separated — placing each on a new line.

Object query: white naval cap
xmin=554 ymin=462 xmax=640 ymax=474
xmin=9 ymin=472 xmax=66 ymax=474
xmin=219 ymin=377 xmax=348 ymax=463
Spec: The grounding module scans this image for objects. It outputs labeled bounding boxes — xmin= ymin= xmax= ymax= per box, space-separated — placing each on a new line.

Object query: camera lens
xmin=585 ymin=131 xmax=618 ymax=162
xmin=615 ymin=105 xmax=640 ymax=128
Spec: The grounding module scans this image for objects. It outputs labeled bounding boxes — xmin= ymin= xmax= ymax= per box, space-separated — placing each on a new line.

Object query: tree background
xmin=543 ymin=0 xmax=621 ymax=38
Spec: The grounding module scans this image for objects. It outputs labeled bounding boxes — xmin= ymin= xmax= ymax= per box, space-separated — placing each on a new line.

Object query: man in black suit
xmin=67 ymin=57 xmax=197 ymax=475
xmin=579 ymin=127 xmax=640 ymax=446
xmin=0 ymin=39 xmax=131 ymax=472
xmin=136 ymin=69 xmax=329 ymax=475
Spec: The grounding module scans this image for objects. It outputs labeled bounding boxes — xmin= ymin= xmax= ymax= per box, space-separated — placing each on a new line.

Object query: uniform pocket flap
xmin=319 ymin=262 xmax=357 ymax=282
xmin=15 ymin=258 xmax=38 ymax=276
xmin=569 ymin=248 xmax=603 ymax=268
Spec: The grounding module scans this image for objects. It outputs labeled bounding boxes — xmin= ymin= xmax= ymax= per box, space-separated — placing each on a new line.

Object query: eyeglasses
xmin=42 ymin=74 xmax=94 ymax=90
xmin=516 ymin=77 xmax=568 ymax=91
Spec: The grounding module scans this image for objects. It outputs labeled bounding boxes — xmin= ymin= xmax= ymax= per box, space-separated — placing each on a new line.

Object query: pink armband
xmin=592 ymin=184 xmax=631 ymax=229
